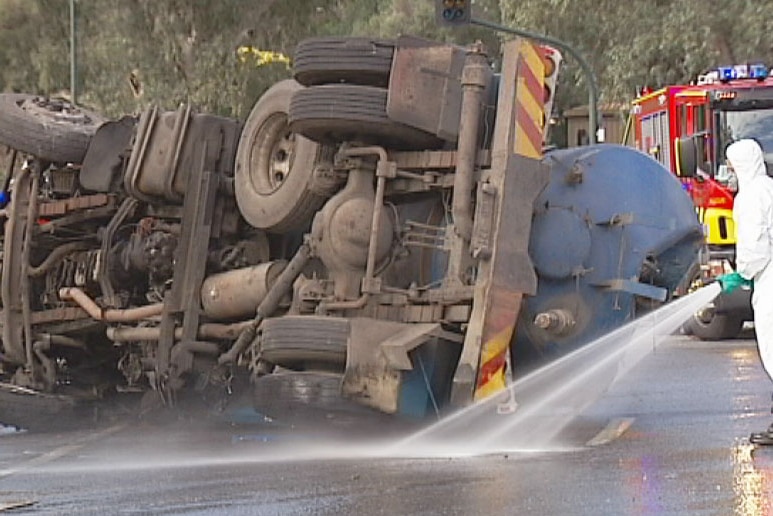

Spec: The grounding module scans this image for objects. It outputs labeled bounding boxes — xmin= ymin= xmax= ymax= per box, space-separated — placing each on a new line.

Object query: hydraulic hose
xmin=453 ymin=47 xmax=490 ymax=241
xmin=59 ymin=287 xmax=164 ymax=322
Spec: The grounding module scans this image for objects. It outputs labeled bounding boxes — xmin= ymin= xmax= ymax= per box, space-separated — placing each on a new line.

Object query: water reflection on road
xmin=729 ymin=344 xmax=773 ymax=516
xmin=734 ymin=443 xmax=773 ymax=515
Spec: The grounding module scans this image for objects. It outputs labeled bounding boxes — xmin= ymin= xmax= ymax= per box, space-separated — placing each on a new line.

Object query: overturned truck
xmin=0 ymin=37 xmax=703 ymax=429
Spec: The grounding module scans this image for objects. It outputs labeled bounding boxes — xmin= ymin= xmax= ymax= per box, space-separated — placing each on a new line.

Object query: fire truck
xmin=630 ymin=63 xmax=773 ymax=339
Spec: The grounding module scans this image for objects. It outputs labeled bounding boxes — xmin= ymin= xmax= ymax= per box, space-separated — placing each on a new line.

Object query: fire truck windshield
xmin=718 ymin=108 xmax=773 ymax=165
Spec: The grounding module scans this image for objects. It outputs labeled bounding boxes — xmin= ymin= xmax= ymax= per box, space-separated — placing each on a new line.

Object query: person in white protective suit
xmin=721 ymin=139 xmax=773 ymax=445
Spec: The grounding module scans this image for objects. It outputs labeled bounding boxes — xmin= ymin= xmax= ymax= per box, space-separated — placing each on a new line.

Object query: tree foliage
xmin=499 ymin=0 xmax=773 ymax=109
xmin=0 ymin=0 xmax=770 ymax=119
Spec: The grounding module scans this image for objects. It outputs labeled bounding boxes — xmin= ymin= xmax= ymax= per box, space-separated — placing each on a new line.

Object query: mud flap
xmin=341 ymin=318 xmax=463 ymax=414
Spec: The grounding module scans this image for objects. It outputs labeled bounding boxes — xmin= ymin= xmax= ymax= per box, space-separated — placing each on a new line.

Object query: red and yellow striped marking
xmin=513 ymin=41 xmax=546 ymax=159
xmin=474 ymin=286 xmax=523 ymax=401
xmin=473 ymin=40 xmax=546 ymax=401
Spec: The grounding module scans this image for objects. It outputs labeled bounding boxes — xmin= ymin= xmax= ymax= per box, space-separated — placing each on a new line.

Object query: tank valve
xmin=533 ymin=309 xmax=576 ymax=335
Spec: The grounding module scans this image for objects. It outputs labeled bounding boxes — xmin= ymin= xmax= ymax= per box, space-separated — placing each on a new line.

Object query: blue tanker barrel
xmin=514 ymin=144 xmax=703 ymax=368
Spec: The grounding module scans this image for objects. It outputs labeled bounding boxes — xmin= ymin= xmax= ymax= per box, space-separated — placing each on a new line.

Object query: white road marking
xmin=0 ymin=499 xmax=36 ymax=511
xmin=586 ymin=417 xmax=635 ymax=447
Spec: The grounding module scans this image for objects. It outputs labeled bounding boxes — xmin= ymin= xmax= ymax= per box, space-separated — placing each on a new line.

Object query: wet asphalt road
xmin=1 ymin=332 xmax=773 ymax=515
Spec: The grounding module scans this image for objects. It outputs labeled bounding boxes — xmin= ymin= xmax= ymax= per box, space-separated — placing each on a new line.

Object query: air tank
xmin=201 ymin=261 xmax=286 ymax=320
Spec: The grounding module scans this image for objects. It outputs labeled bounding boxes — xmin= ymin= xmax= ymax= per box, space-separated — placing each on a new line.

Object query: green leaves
xmin=0 ymin=0 xmax=769 ymax=122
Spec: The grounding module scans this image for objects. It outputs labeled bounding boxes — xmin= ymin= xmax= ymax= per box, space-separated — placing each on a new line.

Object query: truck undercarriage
xmin=0 ymin=36 xmax=703 ymax=431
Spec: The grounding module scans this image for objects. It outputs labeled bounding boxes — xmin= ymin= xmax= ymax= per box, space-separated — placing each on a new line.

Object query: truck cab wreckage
xmin=0 ymin=36 xmax=703 ymax=429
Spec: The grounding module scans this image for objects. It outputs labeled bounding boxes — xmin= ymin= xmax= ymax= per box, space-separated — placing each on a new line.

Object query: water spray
xmin=392 ymin=283 xmax=722 ymax=456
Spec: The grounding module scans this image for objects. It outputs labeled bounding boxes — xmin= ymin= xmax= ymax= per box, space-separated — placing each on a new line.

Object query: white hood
xmin=726 ymin=139 xmax=766 ymax=190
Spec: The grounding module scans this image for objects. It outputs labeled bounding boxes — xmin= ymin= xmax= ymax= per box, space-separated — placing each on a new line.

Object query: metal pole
xmin=471 ymin=17 xmax=599 ymax=144
xmin=69 ymin=0 xmax=77 ymax=105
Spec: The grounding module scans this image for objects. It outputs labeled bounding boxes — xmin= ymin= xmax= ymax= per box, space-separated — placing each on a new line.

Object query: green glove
xmin=717 ymin=271 xmax=753 ymax=294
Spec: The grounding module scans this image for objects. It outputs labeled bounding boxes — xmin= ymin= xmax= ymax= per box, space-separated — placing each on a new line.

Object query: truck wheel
xmin=684 ymin=312 xmax=744 ymax=340
xmin=293 ymin=37 xmax=396 ymax=87
xmin=260 ymin=316 xmax=348 ymax=372
xmin=252 ymin=371 xmax=378 ymax=425
xmin=288 ymin=84 xmax=443 ymax=151
xmin=235 ymin=80 xmax=337 ymax=233
xmin=0 ymin=94 xmax=104 ymax=164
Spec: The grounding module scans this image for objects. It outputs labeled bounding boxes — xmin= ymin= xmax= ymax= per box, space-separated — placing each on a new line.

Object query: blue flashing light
xmin=750 ymin=64 xmax=769 ymax=79
xmin=718 ymin=66 xmax=736 ymax=81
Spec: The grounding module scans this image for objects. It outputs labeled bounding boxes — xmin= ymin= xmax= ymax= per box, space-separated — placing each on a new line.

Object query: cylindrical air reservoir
xmin=201 ymin=261 xmax=286 ymax=319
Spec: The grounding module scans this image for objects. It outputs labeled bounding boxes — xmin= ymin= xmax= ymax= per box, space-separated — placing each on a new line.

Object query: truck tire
xmin=293 ymin=37 xmax=396 ymax=87
xmin=260 ymin=316 xmax=348 ymax=371
xmin=288 ymin=84 xmax=443 ymax=151
xmin=252 ymin=371 xmax=377 ymax=425
xmin=234 ymin=80 xmax=337 ymax=233
xmin=0 ymin=94 xmax=104 ymax=164
xmin=684 ymin=312 xmax=744 ymax=340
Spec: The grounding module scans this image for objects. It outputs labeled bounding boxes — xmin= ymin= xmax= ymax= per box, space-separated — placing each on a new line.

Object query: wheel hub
xmin=25 ymin=96 xmax=98 ymax=126
xmin=250 ymin=114 xmax=294 ymax=195
xmin=696 ymin=304 xmax=716 ymax=324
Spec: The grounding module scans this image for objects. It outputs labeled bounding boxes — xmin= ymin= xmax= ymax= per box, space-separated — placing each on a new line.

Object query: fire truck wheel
xmin=235 ymin=80 xmax=338 ymax=233
xmin=293 ymin=37 xmax=396 ymax=88
xmin=288 ymin=84 xmax=443 ymax=151
xmin=252 ymin=371 xmax=380 ymax=426
xmin=684 ymin=312 xmax=744 ymax=340
xmin=260 ymin=316 xmax=348 ymax=372
xmin=0 ymin=94 xmax=105 ymax=164
xmin=0 ymin=382 xmax=94 ymax=433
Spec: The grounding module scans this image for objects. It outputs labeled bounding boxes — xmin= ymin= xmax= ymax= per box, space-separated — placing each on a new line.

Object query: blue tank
xmin=513 ymin=144 xmax=703 ymax=367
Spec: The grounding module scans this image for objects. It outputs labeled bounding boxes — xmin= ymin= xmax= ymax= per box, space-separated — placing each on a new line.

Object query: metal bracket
xmin=470 ymin=180 xmax=496 ymax=259
xmin=593 ymin=278 xmax=668 ymax=302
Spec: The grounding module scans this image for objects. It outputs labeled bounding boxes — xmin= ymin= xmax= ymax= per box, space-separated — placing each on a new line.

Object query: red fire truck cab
xmin=630 ymin=63 xmax=773 ymax=339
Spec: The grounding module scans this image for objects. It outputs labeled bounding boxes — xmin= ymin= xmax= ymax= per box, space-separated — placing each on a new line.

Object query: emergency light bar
xmin=716 ymin=63 xmax=769 ymax=81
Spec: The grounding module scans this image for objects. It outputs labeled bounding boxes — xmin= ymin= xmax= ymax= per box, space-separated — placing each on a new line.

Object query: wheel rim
xmin=249 ymin=112 xmax=296 ymax=196
xmin=695 ymin=304 xmax=716 ymax=325
xmin=20 ymin=96 xmax=100 ymax=129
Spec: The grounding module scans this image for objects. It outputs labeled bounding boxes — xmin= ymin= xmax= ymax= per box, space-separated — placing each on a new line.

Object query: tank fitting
xmin=533 ymin=309 xmax=576 ymax=335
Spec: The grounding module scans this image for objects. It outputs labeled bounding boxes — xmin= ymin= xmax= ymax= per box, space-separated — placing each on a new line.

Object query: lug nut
xmin=533 ymin=309 xmax=576 ymax=335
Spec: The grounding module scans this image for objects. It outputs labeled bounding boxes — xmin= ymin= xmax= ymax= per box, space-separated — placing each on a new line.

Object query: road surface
xmin=0 ymin=331 xmax=771 ymax=515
